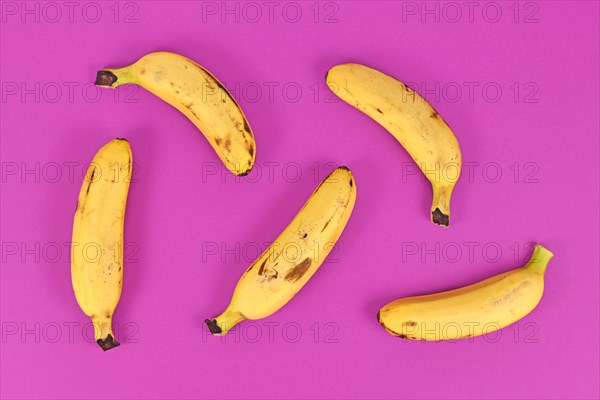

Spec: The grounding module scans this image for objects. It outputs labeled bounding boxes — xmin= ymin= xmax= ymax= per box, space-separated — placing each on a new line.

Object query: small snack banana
xmin=378 ymin=244 xmax=554 ymax=341
xmin=205 ymin=167 xmax=357 ymax=335
xmin=71 ymin=138 xmax=132 ymax=350
xmin=95 ymin=51 xmax=255 ymax=176
xmin=327 ymin=63 xmax=461 ymax=227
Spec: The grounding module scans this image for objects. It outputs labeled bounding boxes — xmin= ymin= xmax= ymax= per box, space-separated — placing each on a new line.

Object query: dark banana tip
xmin=338 ymin=166 xmax=351 ymax=171
xmin=236 ymin=169 xmax=251 ymax=177
xmin=95 ymin=70 xmax=118 ymax=87
xmin=97 ymin=334 xmax=120 ymax=351
xmin=432 ymin=208 xmax=449 ymax=227
xmin=204 ymin=319 xmax=222 ymax=335
xmin=377 ymin=311 xmax=394 ymax=334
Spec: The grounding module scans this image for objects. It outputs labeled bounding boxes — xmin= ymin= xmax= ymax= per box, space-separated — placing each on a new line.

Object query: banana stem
xmin=205 ymin=308 xmax=246 ymax=336
xmin=527 ymin=245 xmax=554 ymax=274
xmin=92 ymin=316 xmax=120 ymax=351
xmin=431 ymin=184 xmax=453 ymax=227
xmin=95 ymin=67 xmax=134 ymax=88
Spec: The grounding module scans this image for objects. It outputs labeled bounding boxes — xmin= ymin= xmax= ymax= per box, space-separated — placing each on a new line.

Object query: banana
xmin=205 ymin=166 xmax=357 ymax=335
xmin=95 ymin=51 xmax=255 ymax=176
xmin=326 ymin=63 xmax=461 ymax=227
xmin=71 ymin=139 xmax=132 ymax=351
xmin=378 ymin=244 xmax=554 ymax=341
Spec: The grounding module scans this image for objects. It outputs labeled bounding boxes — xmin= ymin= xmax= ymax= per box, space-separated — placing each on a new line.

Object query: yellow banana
xmin=95 ymin=51 xmax=255 ymax=176
xmin=326 ymin=63 xmax=461 ymax=227
xmin=378 ymin=244 xmax=554 ymax=341
xmin=205 ymin=167 xmax=357 ymax=335
xmin=71 ymin=138 xmax=132 ymax=351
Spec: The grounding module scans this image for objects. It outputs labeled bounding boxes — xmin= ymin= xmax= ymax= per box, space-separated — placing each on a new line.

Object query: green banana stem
xmin=205 ymin=308 xmax=246 ymax=336
xmin=527 ymin=245 xmax=554 ymax=275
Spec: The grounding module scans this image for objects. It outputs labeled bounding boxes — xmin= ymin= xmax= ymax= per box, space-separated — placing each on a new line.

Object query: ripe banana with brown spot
xmin=95 ymin=51 xmax=255 ymax=176
xmin=205 ymin=167 xmax=357 ymax=335
xmin=326 ymin=63 xmax=461 ymax=227
xmin=71 ymin=139 xmax=132 ymax=351
xmin=378 ymin=244 xmax=554 ymax=341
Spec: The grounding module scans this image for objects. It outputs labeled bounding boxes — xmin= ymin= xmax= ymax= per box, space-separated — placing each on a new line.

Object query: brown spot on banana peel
xmin=403 ymin=321 xmax=417 ymax=327
xmin=184 ymin=104 xmax=202 ymax=121
xmin=243 ymin=120 xmax=252 ymax=135
xmin=213 ymin=79 xmax=228 ymax=94
xmin=202 ymin=71 xmax=247 ymax=124
xmin=490 ymin=281 xmax=530 ymax=306
xmin=432 ymin=208 xmax=449 ymax=227
xmin=257 ymin=259 xmax=268 ymax=276
xmin=97 ymin=334 xmax=120 ymax=351
xmin=284 ymin=258 xmax=312 ymax=283
xmin=95 ymin=70 xmax=118 ymax=87
xmin=182 ymin=101 xmax=253 ymax=176
xmin=85 ymin=169 xmax=96 ymax=195
xmin=263 ymin=268 xmax=278 ymax=280
xmin=321 ymin=203 xmax=343 ymax=233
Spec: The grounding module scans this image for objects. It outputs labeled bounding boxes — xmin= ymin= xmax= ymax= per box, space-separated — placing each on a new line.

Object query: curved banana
xmin=378 ymin=244 xmax=554 ymax=341
xmin=205 ymin=167 xmax=357 ymax=335
xmin=326 ymin=63 xmax=461 ymax=227
xmin=71 ymin=139 xmax=132 ymax=351
xmin=95 ymin=51 xmax=255 ymax=176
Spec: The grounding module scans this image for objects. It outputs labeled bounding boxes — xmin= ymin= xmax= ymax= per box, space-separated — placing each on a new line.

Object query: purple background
xmin=1 ymin=1 xmax=599 ymax=399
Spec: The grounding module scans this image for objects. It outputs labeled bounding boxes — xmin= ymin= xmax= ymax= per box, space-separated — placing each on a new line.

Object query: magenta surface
xmin=1 ymin=1 xmax=599 ymax=399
